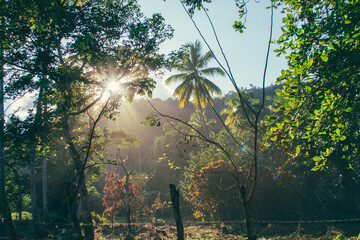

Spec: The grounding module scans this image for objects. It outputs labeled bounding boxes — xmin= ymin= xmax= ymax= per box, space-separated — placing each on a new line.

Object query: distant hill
xmin=100 ymin=84 xmax=283 ymax=152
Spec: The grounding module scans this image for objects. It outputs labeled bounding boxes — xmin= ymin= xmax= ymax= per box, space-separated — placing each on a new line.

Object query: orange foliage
xmin=188 ymin=160 xmax=243 ymax=220
xmin=102 ymin=172 xmax=143 ymax=221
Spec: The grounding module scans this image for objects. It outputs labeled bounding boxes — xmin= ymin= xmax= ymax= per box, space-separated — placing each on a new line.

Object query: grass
xmin=11 ymin=211 xmax=33 ymax=220
xmin=1 ymin=218 xmax=358 ymax=239
xmin=94 ymin=223 xmax=360 ymax=240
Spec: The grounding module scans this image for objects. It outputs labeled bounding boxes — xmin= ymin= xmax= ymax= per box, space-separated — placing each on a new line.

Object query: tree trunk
xmin=125 ymin=177 xmax=131 ymax=232
xmin=0 ymin=44 xmax=18 ymax=240
xmin=334 ymin=158 xmax=360 ymax=216
xmin=42 ymin=154 xmax=48 ymax=221
xmin=194 ymin=84 xmax=209 ymax=139
xmin=78 ymin=175 xmax=94 ymax=240
xmin=30 ymin=141 xmax=38 ymax=224
xmin=169 ymin=184 xmax=184 ymax=240
xmin=30 ymin=82 xmax=45 ymax=225
xmin=17 ymin=191 xmax=23 ymax=221
xmin=63 ymin=120 xmax=94 ymax=240
xmin=198 ymin=106 xmax=210 ymax=139
xmin=119 ymin=150 xmax=132 ymax=233
xmin=13 ymin=170 xmax=23 ymax=221
xmin=66 ymin=181 xmax=84 ymax=240
xmin=77 ymin=197 xmax=83 ymax=220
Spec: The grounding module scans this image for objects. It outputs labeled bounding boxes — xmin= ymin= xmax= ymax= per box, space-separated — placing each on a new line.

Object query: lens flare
xmin=239 ymin=144 xmax=254 ymax=155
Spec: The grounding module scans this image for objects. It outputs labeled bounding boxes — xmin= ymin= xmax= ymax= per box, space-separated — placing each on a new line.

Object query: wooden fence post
xmin=169 ymin=184 xmax=184 ymax=240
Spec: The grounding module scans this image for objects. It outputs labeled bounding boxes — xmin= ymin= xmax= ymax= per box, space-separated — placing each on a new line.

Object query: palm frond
xmin=199 ymin=51 xmax=214 ymax=68
xmin=165 ymin=73 xmax=188 ymax=85
xmin=200 ymin=76 xmax=222 ymax=98
xmin=200 ymin=67 xmax=225 ymax=77
xmin=174 ymin=79 xmax=194 ymax=108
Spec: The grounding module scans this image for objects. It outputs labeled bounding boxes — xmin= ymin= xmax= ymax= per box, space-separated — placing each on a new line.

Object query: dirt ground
xmin=1 ymin=221 xmax=359 ymax=239
xmin=94 ymin=222 xmax=360 ymax=240
xmin=95 ymin=224 xmax=243 ymax=239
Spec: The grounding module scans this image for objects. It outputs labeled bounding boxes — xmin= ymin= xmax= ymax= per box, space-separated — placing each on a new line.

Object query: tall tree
xmin=268 ymin=0 xmax=360 ymax=214
xmin=166 ymin=40 xmax=224 ymax=137
xmin=0 ymin=40 xmax=17 ymax=240
xmin=0 ymin=0 xmax=35 ymax=238
xmin=3 ymin=0 xmax=172 ymax=239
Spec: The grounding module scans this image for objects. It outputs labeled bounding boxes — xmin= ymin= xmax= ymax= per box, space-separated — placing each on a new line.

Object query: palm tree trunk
xmin=198 ymin=106 xmax=210 ymax=139
xmin=194 ymin=86 xmax=210 ymax=138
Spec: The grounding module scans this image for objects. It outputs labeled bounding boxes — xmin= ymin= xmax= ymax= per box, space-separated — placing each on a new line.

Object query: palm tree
xmin=166 ymin=40 xmax=224 ymax=137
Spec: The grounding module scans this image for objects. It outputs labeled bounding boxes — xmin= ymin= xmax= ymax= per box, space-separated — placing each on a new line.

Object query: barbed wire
xmin=182 ymin=218 xmax=360 ymax=225
xmin=253 ymin=219 xmax=360 ymax=224
xmin=95 ymin=218 xmax=360 ymax=226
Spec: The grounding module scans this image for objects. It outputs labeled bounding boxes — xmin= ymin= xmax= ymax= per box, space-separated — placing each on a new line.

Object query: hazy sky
xmin=7 ymin=0 xmax=289 ymax=118
xmin=138 ymin=0 xmax=288 ymax=99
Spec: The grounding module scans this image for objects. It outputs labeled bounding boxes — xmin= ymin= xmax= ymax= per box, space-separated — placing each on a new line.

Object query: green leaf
xmin=320 ymin=53 xmax=329 ymax=62
xmin=295 ymin=145 xmax=300 ymax=155
xmin=313 ymin=156 xmax=322 ymax=162
xmin=335 ymin=128 xmax=341 ymax=136
xmin=344 ymin=107 xmax=353 ymax=112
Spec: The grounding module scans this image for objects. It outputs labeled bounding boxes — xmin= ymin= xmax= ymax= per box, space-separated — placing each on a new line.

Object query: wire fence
xmin=178 ymin=218 xmax=360 ymax=225
xmin=97 ymin=218 xmax=360 ymax=226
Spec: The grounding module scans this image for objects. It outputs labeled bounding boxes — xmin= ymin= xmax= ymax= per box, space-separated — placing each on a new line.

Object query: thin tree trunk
xmin=42 ymin=154 xmax=48 ymax=221
xmin=13 ymin=170 xmax=23 ymax=221
xmin=0 ymin=39 xmax=18 ymax=240
xmin=30 ymin=141 xmax=38 ymax=224
xmin=66 ymin=181 xmax=84 ymax=240
xmin=63 ymin=120 xmax=94 ymax=240
xmin=17 ymin=191 xmax=23 ymax=221
xmin=30 ymin=83 xmax=45 ymax=225
xmin=118 ymin=149 xmax=132 ymax=232
xmin=125 ymin=177 xmax=131 ymax=232
xmin=334 ymin=158 xmax=360 ymax=216
xmin=77 ymin=197 xmax=82 ymax=220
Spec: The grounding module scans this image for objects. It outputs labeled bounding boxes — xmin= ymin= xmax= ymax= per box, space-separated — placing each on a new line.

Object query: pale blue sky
xmin=7 ymin=0 xmax=289 ymax=118
xmin=138 ymin=0 xmax=288 ymax=99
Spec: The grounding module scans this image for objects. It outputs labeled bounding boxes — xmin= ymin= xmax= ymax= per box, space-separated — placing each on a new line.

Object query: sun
xmin=106 ymin=79 xmax=121 ymax=94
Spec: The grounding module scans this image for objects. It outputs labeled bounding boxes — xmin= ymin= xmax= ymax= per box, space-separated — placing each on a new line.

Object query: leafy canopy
xmin=268 ymin=0 xmax=360 ymax=171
